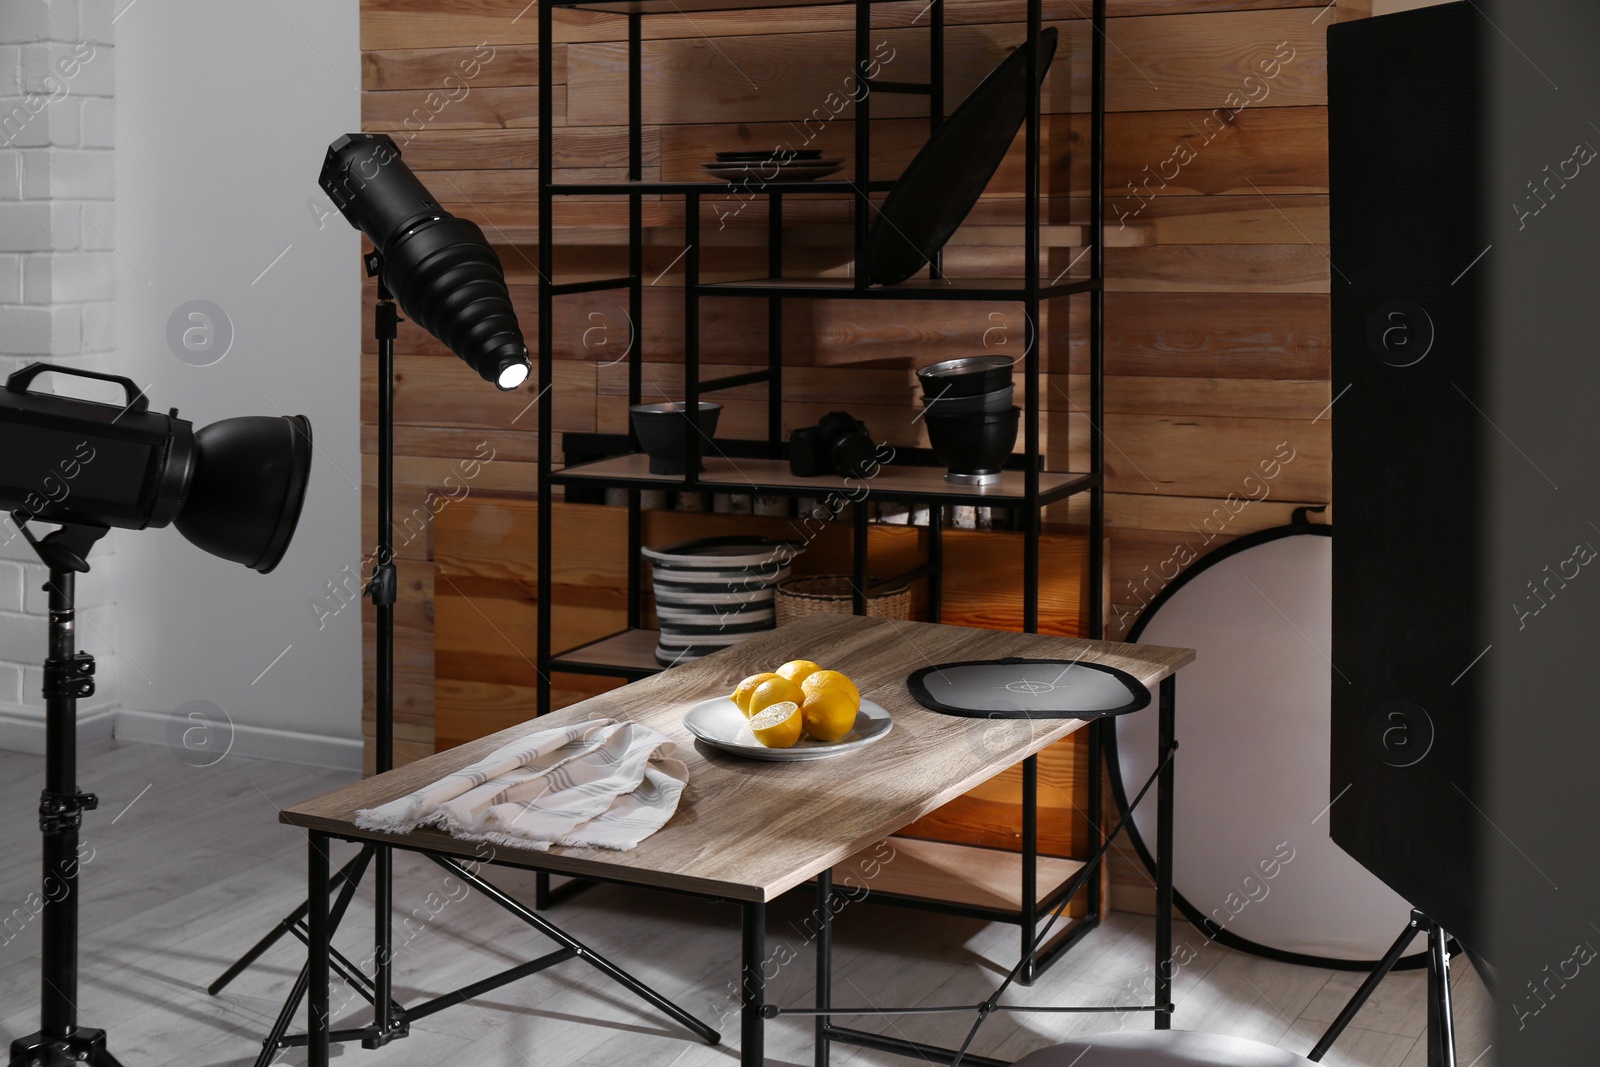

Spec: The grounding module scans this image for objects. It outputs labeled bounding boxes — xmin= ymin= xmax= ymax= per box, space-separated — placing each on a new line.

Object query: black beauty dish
xmin=630 ymin=400 xmax=722 ymax=475
xmin=917 ymin=355 xmax=1014 ymax=398
xmin=917 ymin=356 xmax=1020 ymax=486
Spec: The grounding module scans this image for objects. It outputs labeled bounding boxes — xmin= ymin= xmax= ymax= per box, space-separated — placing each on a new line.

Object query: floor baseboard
xmin=0 ymin=704 xmax=362 ymax=771
xmin=113 ymin=708 xmax=363 ymax=770
xmin=0 ymin=703 xmax=117 ymax=755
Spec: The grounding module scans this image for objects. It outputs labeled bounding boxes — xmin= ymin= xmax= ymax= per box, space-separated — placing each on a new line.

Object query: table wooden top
xmin=282 ymin=616 xmax=1193 ymax=902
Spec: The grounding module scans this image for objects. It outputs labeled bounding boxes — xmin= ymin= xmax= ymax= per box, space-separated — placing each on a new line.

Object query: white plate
xmin=682 ymin=696 xmax=893 ymax=762
xmin=700 ymin=162 xmax=844 ymax=183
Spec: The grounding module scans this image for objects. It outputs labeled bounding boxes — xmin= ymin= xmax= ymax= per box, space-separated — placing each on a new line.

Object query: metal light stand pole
xmin=366 ymin=253 xmax=401 ymax=1048
xmin=208 ymin=255 xmax=408 ymax=1064
xmin=9 ymin=519 xmax=125 ymax=1067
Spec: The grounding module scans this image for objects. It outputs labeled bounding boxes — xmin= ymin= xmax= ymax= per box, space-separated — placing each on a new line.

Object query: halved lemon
xmin=748 ymin=676 xmax=805 ymax=719
xmin=749 ymin=701 xmax=803 ymax=748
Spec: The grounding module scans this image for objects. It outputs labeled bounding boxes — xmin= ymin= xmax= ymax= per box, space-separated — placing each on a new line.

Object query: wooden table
xmin=283 ymin=615 xmax=1192 ymax=1066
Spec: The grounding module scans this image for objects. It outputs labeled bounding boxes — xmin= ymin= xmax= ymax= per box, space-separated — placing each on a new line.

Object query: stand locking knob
xmin=41 ymin=652 xmax=95 ymax=700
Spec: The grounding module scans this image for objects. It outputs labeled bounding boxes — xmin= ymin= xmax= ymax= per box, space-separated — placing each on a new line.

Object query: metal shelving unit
xmin=536 ymin=0 xmax=1107 ymax=982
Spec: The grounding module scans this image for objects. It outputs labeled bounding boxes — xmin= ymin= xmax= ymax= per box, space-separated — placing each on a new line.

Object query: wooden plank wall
xmin=357 ymin=0 xmax=1362 ymax=787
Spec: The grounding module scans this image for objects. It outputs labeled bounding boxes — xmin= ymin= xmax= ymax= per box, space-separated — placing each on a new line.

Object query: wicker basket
xmin=775 ymin=574 xmax=914 ymax=624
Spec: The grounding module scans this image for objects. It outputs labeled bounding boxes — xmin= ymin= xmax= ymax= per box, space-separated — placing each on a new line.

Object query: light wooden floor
xmin=0 ymin=743 xmax=1494 ymax=1066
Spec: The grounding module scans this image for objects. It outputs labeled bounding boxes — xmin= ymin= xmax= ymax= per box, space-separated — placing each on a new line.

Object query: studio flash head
xmin=319 ymin=132 xmax=532 ymax=391
xmin=0 ymin=364 xmax=313 ymax=573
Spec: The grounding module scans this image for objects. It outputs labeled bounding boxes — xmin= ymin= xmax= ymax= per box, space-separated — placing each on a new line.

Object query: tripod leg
xmin=210 ymin=848 xmax=372 ymax=995
xmin=1309 ymin=911 xmax=1426 ymax=1061
xmin=255 ymin=963 xmax=312 ymax=1067
xmin=1427 ymin=923 xmax=1457 ymax=1067
xmin=252 ymin=845 xmax=374 ymax=1067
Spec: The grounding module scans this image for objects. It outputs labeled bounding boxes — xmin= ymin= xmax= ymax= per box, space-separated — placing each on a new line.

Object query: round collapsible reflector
xmin=1110 ymin=518 xmax=1416 ymax=966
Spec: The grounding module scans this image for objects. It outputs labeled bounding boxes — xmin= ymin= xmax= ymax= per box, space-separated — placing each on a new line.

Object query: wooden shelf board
xmin=552 ymin=628 xmax=663 ymax=673
xmin=553 ymin=452 xmax=1094 ymax=505
xmin=549 ymin=179 xmax=896 ymax=196
xmin=554 ymin=0 xmax=910 ymax=15
xmin=700 ymin=276 xmax=1098 ymax=300
xmin=840 ymin=836 xmax=1086 ymax=914
xmin=461 ymin=222 xmax=1132 ymax=250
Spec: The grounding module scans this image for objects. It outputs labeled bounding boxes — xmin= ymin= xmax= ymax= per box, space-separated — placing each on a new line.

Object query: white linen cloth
xmin=354 ymin=718 xmax=687 ymax=852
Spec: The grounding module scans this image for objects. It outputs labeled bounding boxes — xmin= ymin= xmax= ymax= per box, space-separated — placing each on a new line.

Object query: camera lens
xmin=831 ymin=432 xmax=877 ymax=480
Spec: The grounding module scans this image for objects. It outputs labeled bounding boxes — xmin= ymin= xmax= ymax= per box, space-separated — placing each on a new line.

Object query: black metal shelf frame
xmin=549 ymin=457 xmax=1100 ymax=506
xmin=695 ymin=277 xmax=1102 ymax=299
xmin=549 ymin=178 xmax=900 ymax=195
xmin=535 ymin=0 xmax=1108 ymax=989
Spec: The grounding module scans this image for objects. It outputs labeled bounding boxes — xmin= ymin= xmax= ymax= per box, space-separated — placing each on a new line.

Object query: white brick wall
xmin=0 ymin=0 xmax=115 ymax=744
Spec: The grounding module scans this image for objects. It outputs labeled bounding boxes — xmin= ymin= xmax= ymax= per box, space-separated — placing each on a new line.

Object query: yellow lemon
xmin=732 ymin=672 xmax=783 ymax=717
xmin=776 ymin=659 xmax=822 ymax=686
xmin=747 ymin=676 xmax=805 ymax=718
xmin=800 ymin=669 xmax=860 ymax=707
xmin=749 ymin=701 xmax=803 ymax=748
xmin=801 ymin=687 xmax=859 ymax=743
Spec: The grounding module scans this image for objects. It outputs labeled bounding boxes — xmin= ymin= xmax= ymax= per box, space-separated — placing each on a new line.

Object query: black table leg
xmin=308 ymin=832 xmax=331 ymax=1066
xmin=374 ymin=844 xmax=393 ymax=1036
xmin=816 ymin=870 xmax=832 ymax=1067
xmin=1155 ymin=674 xmax=1176 ymax=1030
xmin=742 ymin=900 xmax=765 ymax=1067
xmin=1020 ymin=754 xmax=1039 ymax=986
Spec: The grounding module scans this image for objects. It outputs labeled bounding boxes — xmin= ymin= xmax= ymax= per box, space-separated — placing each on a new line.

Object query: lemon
xmin=749 ymin=701 xmax=803 ymax=748
xmin=776 ymin=659 xmax=822 ymax=686
xmin=732 ymin=672 xmax=783 ymax=717
xmin=801 ymin=687 xmax=859 ymax=743
xmin=747 ymin=676 xmax=805 ymax=718
xmin=800 ymin=669 xmax=860 ymax=707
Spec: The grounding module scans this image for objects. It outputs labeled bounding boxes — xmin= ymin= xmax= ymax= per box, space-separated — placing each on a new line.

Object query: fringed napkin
xmin=355 ymin=718 xmax=687 ymax=852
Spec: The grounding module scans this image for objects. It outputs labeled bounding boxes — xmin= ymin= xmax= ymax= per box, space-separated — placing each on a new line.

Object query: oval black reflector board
xmin=908 ymin=658 xmax=1150 ymax=719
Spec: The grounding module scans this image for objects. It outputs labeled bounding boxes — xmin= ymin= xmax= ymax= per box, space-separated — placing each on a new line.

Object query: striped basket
xmin=643 ymin=537 xmax=803 ymax=667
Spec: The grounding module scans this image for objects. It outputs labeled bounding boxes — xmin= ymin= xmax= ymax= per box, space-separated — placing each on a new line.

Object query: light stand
xmin=214 ymin=131 xmax=711 ymax=1058
xmin=1309 ymin=909 xmax=1458 ymax=1066
xmin=209 ymin=258 xmax=411 ymax=1064
xmin=8 ymin=520 xmax=124 ymax=1067
xmin=0 ymin=361 xmax=311 ymax=1065
xmin=214 ymin=258 xmax=717 ymax=1063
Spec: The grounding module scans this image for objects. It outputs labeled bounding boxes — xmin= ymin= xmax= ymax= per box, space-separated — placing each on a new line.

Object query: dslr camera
xmin=789 ymin=411 xmax=877 ymax=479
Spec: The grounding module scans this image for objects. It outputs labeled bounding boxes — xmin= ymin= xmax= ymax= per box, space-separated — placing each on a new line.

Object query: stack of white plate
xmin=643 ymin=536 xmax=803 ymax=667
xmin=701 ymin=149 xmax=843 ymax=183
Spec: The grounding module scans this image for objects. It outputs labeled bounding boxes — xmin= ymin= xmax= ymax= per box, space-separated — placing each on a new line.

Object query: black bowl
xmin=630 ymin=401 xmax=723 ymax=475
xmin=917 ymin=355 xmax=1015 ymax=398
xmin=924 ymin=406 xmax=1020 ymax=476
xmin=920 ymin=383 xmax=1014 ymax=416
